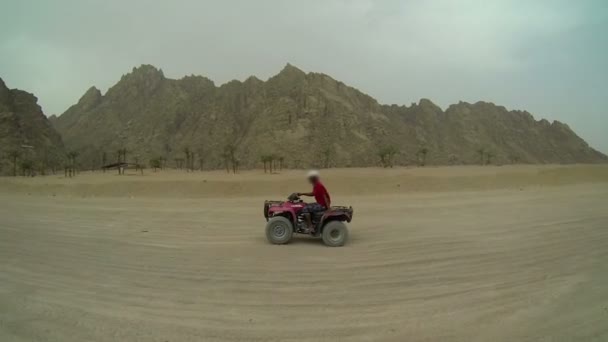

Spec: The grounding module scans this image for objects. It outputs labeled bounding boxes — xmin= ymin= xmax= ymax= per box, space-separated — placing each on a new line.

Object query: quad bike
xmin=263 ymin=193 xmax=353 ymax=247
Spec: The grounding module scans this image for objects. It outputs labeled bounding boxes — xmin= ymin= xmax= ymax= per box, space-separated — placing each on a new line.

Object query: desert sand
xmin=1 ymin=165 xmax=607 ymax=341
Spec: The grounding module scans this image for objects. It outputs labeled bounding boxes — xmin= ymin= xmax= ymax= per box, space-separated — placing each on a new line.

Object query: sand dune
xmin=1 ymin=166 xmax=607 ymax=341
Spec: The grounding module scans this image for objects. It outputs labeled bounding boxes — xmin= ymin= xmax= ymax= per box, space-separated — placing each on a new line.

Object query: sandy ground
xmin=1 ymin=165 xmax=607 ymax=341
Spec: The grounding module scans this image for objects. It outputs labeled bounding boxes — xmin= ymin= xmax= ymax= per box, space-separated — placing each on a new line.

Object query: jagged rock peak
xmin=0 ymin=77 xmax=9 ymax=104
xmin=180 ymin=74 xmax=214 ymax=82
xmin=115 ymin=64 xmax=165 ymax=85
xmin=417 ymin=98 xmax=442 ymax=112
xmin=551 ymin=120 xmax=570 ymax=129
xmin=275 ymin=63 xmax=306 ymax=78
xmin=221 ymin=79 xmax=245 ymax=89
xmin=76 ymin=86 xmax=103 ymax=109
xmin=448 ymin=100 xmax=505 ymax=112
xmin=80 ymin=86 xmax=101 ymax=100
xmin=178 ymin=74 xmax=216 ymax=90
xmin=130 ymin=64 xmax=164 ymax=78
xmin=244 ymin=75 xmax=262 ymax=84
xmin=106 ymin=64 xmax=165 ymax=97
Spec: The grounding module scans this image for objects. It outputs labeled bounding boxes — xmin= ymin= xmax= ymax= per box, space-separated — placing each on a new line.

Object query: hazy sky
xmin=1 ymin=0 xmax=607 ymax=152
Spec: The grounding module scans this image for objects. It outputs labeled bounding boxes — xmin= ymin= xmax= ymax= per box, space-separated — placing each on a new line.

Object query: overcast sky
xmin=1 ymin=0 xmax=606 ymax=152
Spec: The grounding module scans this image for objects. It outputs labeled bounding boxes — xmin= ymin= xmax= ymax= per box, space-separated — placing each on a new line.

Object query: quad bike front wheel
xmin=322 ymin=221 xmax=349 ymax=247
xmin=265 ymin=216 xmax=294 ymax=244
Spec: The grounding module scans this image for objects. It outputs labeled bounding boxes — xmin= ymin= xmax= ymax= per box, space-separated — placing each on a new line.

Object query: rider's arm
xmin=297 ymin=192 xmax=314 ymax=196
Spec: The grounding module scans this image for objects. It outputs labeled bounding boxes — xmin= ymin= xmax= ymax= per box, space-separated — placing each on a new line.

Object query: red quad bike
xmin=263 ymin=193 xmax=354 ymax=247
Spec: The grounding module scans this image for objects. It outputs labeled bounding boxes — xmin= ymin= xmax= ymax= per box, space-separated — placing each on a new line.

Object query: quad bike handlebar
xmin=287 ymin=193 xmax=302 ymax=202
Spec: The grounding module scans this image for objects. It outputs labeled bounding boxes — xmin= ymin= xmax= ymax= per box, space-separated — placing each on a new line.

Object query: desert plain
xmin=1 ymin=165 xmax=607 ymax=341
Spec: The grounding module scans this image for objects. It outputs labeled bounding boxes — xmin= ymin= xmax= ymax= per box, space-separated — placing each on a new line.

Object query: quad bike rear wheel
xmin=265 ymin=216 xmax=294 ymax=244
xmin=322 ymin=221 xmax=348 ymax=247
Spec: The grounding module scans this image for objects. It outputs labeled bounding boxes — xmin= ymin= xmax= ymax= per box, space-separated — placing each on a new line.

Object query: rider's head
xmin=307 ymin=170 xmax=320 ymax=184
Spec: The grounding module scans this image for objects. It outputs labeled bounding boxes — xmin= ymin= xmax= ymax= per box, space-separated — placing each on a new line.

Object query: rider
xmin=297 ymin=170 xmax=331 ymax=233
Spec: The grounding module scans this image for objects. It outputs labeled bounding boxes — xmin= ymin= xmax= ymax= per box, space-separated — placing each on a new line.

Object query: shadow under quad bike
xmin=263 ymin=193 xmax=353 ymax=247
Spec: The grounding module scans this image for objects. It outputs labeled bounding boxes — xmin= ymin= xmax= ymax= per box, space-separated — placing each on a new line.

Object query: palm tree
xmin=174 ymin=158 xmax=184 ymax=169
xmin=261 ymin=155 xmax=269 ymax=173
xmin=448 ymin=154 xmax=458 ymax=165
xmin=102 ymin=151 xmax=107 ymax=172
xmin=223 ymin=152 xmax=230 ymax=173
xmin=149 ymin=158 xmax=161 ymax=172
xmin=20 ymin=160 xmax=34 ymax=177
xmin=271 ymin=154 xmax=279 ymax=172
xmin=485 ymin=151 xmax=494 ymax=165
xmin=115 ymin=149 xmax=126 ymax=174
xmin=8 ymin=150 xmax=20 ymax=177
xmin=197 ymin=147 xmax=205 ymax=171
xmin=190 ymin=151 xmax=196 ymax=171
xmin=67 ymin=151 xmax=78 ymax=177
xmin=416 ymin=147 xmax=429 ymax=167
xmin=378 ymin=151 xmax=387 ymax=168
xmin=321 ymin=147 xmax=333 ymax=169
xmin=379 ymin=146 xmax=398 ymax=168
xmin=477 ymin=148 xmax=485 ymax=165
xmin=268 ymin=155 xmax=274 ymax=173
xmin=115 ymin=148 xmax=127 ymax=164
xmin=183 ymin=147 xmax=191 ymax=172
xmin=233 ymin=158 xmax=240 ymax=174
xmin=224 ymin=144 xmax=237 ymax=174
xmin=40 ymin=148 xmax=49 ymax=175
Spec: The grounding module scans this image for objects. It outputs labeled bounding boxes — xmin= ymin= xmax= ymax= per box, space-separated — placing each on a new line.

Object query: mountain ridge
xmin=0 ymin=78 xmax=65 ymax=175
xmin=51 ymin=64 xmax=607 ymax=169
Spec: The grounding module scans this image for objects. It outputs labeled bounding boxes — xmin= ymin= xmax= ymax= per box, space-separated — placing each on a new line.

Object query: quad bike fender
xmin=264 ymin=202 xmax=297 ymax=225
xmin=269 ymin=211 xmax=295 ymax=224
xmin=319 ymin=206 xmax=354 ymax=230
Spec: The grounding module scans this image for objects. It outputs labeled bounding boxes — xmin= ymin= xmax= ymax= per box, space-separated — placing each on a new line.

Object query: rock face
xmin=0 ymin=78 xmax=65 ymax=175
xmin=52 ymin=64 xmax=606 ymax=169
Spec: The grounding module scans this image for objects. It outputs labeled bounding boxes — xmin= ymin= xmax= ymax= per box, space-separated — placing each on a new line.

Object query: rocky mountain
xmin=0 ymin=78 xmax=65 ymax=175
xmin=52 ymin=64 xmax=606 ymax=169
